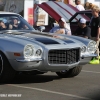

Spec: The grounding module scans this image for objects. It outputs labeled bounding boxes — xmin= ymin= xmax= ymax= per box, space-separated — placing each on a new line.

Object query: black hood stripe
xmin=63 ymin=40 xmax=75 ymax=43
xmin=35 ymin=38 xmax=60 ymax=45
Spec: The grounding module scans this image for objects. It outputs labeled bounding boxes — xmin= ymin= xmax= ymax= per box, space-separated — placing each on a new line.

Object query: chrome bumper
xmin=9 ymin=57 xmax=79 ymax=72
xmin=16 ymin=58 xmax=43 ymax=62
xmin=79 ymin=54 xmax=97 ymax=65
xmin=10 ymin=53 xmax=97 ymax=71
xmin=81 ymin=54 xmax=97 ymax=58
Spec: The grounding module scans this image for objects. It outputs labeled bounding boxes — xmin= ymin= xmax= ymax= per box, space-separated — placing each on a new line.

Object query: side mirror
xmin=39 ymin=26 xmax=45 ymax=32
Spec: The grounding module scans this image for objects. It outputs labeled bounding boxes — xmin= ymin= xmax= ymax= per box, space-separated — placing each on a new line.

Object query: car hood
xmin=22 ymin=31 xmax=76 ymax=45
xmin=38 ymin=1 xmax=79 ymax=22
xmin=2 ymin=30 xmax=78 ymax=45
xmin=1 ymin=30 xmax=91 ymax=47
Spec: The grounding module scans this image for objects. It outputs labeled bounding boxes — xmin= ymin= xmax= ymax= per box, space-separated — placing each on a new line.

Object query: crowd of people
xmin=49 ymin=0 xmax=100 ymax=64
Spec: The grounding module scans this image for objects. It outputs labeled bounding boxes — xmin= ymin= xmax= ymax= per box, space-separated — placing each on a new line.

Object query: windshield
xmin=0 ymin=14 xmax=35 ymax=31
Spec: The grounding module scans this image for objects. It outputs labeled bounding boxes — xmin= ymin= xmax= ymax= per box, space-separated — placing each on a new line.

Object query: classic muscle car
xmin=0 ymin=11 xmax=97 ymax=82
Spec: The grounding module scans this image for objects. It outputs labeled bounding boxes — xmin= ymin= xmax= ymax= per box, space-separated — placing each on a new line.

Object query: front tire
xmin=56 ymin=66 xmax=82 ymax=78
xmin=0 ymin=52 xmax=16 ymax=82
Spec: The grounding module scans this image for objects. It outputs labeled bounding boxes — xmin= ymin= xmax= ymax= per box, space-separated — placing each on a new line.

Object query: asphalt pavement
xmin=0 ymin=64 xmax=100 ymax=100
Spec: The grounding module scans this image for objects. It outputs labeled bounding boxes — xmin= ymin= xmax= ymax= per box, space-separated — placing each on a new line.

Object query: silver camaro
xmin=0 ymin=12 xmax=97 ymax=82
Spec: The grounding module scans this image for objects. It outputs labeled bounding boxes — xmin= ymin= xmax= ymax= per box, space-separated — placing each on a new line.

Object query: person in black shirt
xmin=74 ymin=18 xmax=91 ymax=39
xmin=89 ymin=6 xmax=100 ymax=64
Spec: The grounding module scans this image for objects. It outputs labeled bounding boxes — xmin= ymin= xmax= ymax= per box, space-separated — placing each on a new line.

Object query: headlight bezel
xmin=35 ymin=49 xmax=42 ymax=57
xmin=24 ymin=44 xmax=43 ymax=58
xmin=24 ymin=45 xmax=34 ymax=58
xmin=81 ymin=46 xmax=87 ymax=53
xmin=87 ymin=41 xmax=97 ymax=53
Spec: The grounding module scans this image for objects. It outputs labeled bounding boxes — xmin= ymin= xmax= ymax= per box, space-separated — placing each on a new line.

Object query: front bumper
xmin=9 ymin=46 xmax=81 ymax=72
xmin=79 ymin=53 xmax=97 ymax=65
xmin=9 ymin=53 xmax=97 ymax=71
xmin=9 ymin=57 xmax=80 ymax=72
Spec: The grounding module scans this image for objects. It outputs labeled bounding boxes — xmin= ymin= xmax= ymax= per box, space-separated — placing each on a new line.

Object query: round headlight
xmin=24 ymin=45 xmax=34 ymax=57
xmin=81 ymin=46 xmax=86 ymax=53
xmin=36 ymin=49 xmax=42 ymax=56
xmin=87 ymin=41 xmax=97 ymax=53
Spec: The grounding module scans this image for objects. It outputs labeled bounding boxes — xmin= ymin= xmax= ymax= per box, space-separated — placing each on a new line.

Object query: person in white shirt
xmin=49 ymin=18 xmax=71 ymax=35
xmin=75 ymin=0 xmax=85 ymax=11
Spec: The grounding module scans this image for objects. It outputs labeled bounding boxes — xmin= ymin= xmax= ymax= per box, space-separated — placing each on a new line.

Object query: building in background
xmin=0 ymin=0 xmax=6 ymax=11
xmin=34 ymin=0 xmax=49 ymax=26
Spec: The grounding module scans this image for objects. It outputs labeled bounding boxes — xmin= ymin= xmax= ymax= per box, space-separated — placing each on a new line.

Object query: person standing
xmin=89 ymin=6 xmax=100 ymax=64
xmin=75 ymin=0 xmax=85 ymax=11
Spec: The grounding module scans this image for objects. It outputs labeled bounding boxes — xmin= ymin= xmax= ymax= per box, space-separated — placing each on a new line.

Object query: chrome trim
xmin=16 ymin=58 xmax=43 ymax=62
xmin=81 ymin=54 xmax=97 ymax=58
xmin=66 ymin=62 xmax=80 ymax=67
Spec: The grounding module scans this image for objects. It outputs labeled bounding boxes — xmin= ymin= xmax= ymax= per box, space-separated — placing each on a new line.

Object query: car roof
xmin=0 ymin=11 xmax=19 ymax=15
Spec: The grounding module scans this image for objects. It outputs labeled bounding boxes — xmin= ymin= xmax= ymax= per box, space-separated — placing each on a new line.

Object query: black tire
xmin=56 ymin=66 xmax=82 ymax=78
xmin=0 ymin=52 xmax=16 ymax=82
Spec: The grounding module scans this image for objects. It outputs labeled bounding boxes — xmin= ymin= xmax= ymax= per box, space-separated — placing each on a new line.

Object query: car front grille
xmin=48 ymin=48 xmax=80 ymax=64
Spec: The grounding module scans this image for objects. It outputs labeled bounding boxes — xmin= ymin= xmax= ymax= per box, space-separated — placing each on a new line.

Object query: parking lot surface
xmin=0 ymin=64 xmax=100 ymax=100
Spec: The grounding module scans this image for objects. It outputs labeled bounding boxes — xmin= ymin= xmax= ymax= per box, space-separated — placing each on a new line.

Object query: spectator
xmin=75 ymin=0 xmax=85 ymax=11
xmin=84 ymin=2 xmax=90 ymax=10
xmin=74 ymin=18 xmax=91 ymax=39
xmin=84 ymin=2 xmax=99 ymax=10
xmin=49 ymin=17 xmax=71 ymax=35
xmin=88 ymin=3 xmax=95 ymax=10
xmin=89 ymin=6 xmax=100 ymax=64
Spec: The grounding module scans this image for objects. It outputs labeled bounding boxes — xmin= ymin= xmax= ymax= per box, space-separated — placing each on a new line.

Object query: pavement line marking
xmin=7 ymin=84 xmax=92 ymax=100
xmin=82 ymin=70 xmax=100 ymax=74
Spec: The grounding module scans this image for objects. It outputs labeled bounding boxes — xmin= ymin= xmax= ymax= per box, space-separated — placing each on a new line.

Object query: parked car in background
xmin=37 ymin=1 xmax=91 ymax=33
xmin=0 ymin=11 xmax=97 ymax=82
xmin=37 ymin=1 xmax=100 ymax=50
